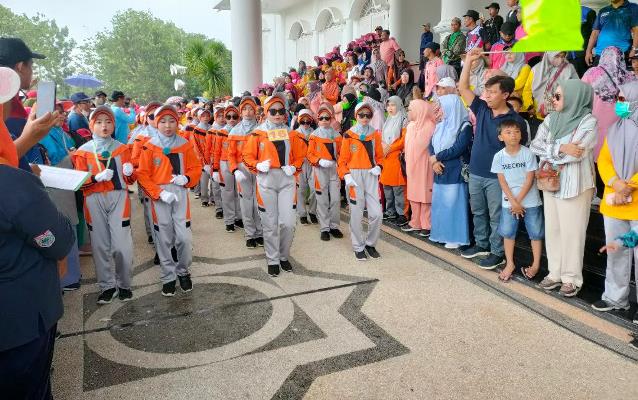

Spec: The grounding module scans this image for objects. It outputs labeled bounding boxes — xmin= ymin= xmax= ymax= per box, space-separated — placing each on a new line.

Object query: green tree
xmin=184 ymin=38 xmax=232 ymax=99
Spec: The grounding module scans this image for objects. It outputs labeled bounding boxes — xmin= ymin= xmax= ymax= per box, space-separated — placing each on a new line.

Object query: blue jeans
xmin=498 ymin=205 xmax=544 ymax=240
xmin=468 ymin=174 xmax=503 ymax=256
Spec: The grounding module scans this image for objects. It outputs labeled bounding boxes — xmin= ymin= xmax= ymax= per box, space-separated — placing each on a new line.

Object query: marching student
xmin=191 ymin=109 xmax=212 ymax=207
xmin=243 ymin=94 xmax=305 ymax=276
xmin=136 ymin=105 xmax=202 ymax=296
xmin=229 ymin=97 xmax=264 ymax=248
xmin=292 ymin=109 xmax=318 ymax=225
xmin=72 ymin=106 xmax=136 ymax=304
xmin=338 ymin=103 xmax=384 ymax=261
xmin=205 ymin=106 xmax=226 ymax=219
xmin=307 ymin=103 xmax=344 ymax=241
xmin=212 ymin=105 xmax=243 ymax=232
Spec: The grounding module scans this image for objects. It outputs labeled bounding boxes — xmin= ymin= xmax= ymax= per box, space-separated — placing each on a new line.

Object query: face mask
xmin=615 ymin=101 xmax=632 ymax=118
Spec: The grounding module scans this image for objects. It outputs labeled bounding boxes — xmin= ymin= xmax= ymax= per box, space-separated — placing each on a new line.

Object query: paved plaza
xmin=52 ymin=189 xmax=638 ymax=399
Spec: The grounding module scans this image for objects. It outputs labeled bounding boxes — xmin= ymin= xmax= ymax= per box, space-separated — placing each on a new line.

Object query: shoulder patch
xmin=34 ymin=230 xmax=55 ymax=248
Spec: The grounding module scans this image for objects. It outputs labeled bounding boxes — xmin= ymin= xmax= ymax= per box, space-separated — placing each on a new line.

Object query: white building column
xmin=313 ymin=31 xmax=320 ymax=58
xmin=433 ymin=0 xmax=472 ymax=40
xmin=230 ymin=0 xmax=262 ymax=95
xmin=342 ymin=19 xmax=353 ymax=48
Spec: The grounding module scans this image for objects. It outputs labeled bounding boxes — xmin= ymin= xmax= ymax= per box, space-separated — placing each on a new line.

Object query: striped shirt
xmin=529 ymin=113 xmax=598 ymax=200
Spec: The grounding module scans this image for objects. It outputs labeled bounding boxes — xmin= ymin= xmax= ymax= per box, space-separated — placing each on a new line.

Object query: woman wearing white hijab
xmin=380 ymin=96 xmax=408 ymax=226
xmin=501 ymin=51 xmax=530 ymax=98
xmin=428 ymin=94 xmax=473 ymax=248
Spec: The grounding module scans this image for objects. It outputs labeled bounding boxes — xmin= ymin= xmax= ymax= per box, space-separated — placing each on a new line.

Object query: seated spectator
xmin=441 ymin=18 xmax=466 ymax=75
xmin=501 ymin=51 xmax=530 ymax=98
xmin=489 ymin=22 xmax=517 ymax=69
xmin=380 ymin=96 xmax=408 ymax=226
xmin=523 ymin=52 xmax=578 ymax=120
xmin=530 ymin=79 xmax=598 ymax=297
xmin=436 ymin=64 xmax=458 ymax=82
xmin=631 ymin=54 xmax=638 ymax=78
xmin=370 ymin=47 xmax=388 ymax=85
xmin=469 ymin=56 xmax=488 ymax=96
xmin=321 ymin=68 xmax=340 ymax=105
xmin=388 ymin=49 xmax=410 ymax=91
xmin=585 ymin=0 xmax=638 ymax=67
xmin=396 ymin=69 xmax=416 ymax=106
xmin=435 ymin=77 xmax=458 ymax=97
xmin=362 ymin=66 xmax=376 ymax=85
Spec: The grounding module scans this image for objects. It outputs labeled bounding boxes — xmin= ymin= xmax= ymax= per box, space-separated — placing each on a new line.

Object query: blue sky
xmin=3 ymin=0 xmax=232 ymax=48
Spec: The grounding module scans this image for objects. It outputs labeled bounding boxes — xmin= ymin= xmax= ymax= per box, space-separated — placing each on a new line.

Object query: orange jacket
xmin=307 ymin=134 xmax=342 ymax=166
xmin=136 ymin=137 xmax=202 ymax=200
xmin=204 ymin=127 xmax=219 ymax=167
xmin=72 ymin=142 xmax=136 ymax=197
xmin=379 ymin=128 xmax=406 ymax=186
xmin=337 ymin=129 xmax=384 ymax=179
xmin=190 ymin=125 xmax=209 ymax=163
xmin=213 ymin=129 xmax=231 ymax=171
xmin=228 ymin=134 xmax=251 ymax=173
xmin=180 ymin=124 xmax=195 ymax=141
xmin=290 ymin=129 xmax=312 ymax=161
xmin=130 ymin=134 xmax=152 ymax=168
xmin=242 ymin=128 xmax=306 ymax=174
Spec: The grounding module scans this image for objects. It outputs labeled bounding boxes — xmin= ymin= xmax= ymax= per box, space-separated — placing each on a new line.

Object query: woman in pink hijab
xmin=401 ymin=99 xmax=436 ymax=236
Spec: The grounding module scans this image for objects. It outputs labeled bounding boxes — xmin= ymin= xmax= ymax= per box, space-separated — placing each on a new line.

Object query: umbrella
xmin=64 ymin=74 xmax=103 ymax=88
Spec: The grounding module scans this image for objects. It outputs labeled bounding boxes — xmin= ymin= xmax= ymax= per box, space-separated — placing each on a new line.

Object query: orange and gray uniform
xmin=307 ymin=126 xmax=343 ymax=233
xmin=136 ymin=131 xmax=202 ymax=284
xmin=206 ymin=120 xmax=225 ymax=213
xmin=338 ymin=125 xmax=385 ymax=252
xmin=130 ymin=125 xmax=158 ymax=239
xmin=73 ymin=140 xmax=135 ymax=291
xmin=243 ymin=120 xmax=305 ymax=265
xmin=191 ymin=122 xmax=211 ymax=203
xmin=214 ymin=108 xmax=241 ymax=225
xmin=229 ymin=118 xmax=263 ymax=239
xmin=292 ymin=124 xmax=317 ymax=219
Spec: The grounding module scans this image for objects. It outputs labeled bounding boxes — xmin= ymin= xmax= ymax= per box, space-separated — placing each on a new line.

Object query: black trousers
xmin=0 ymin=324 xmax=57 ymax=400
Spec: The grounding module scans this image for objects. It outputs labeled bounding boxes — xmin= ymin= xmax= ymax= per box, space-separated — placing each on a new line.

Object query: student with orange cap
xmin=212 ymin=105 xmax=242 ymax=232
xmin=191 ymin=108 xmax=212 ymax=207
xmin=243 ymin=94 xmax=306 ymax=276
xmin=205 ymin=106 xmax=226 ymax=219
xmin=72 ymin=106 xmax=137 ymax=304
xmin=292 ymin=109 xmax=318 ymax=225
xmin=136 ymin=105 xmax=202 ymax=297
xmin=307 ymin=103 xmax=344 ymax=241
xmin=338 ymin=103 xmax=384 ymax=261
xmin=229 ymin=97 xmax=264 ymax=248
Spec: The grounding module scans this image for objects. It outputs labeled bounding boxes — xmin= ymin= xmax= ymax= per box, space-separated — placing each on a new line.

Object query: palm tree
xmin=185 ymin=39 xmax=231 ymax=98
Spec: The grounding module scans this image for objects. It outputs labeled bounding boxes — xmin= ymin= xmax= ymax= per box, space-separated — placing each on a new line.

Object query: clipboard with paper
xmin=38 ymin=164 xmax=90 ymax=191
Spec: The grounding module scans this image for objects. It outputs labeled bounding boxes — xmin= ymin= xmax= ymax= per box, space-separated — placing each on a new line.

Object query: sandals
xmin=521 ymin=266 xmax=539 ymax=280
xmin=498 ymin=265 xmax=515 ymax=283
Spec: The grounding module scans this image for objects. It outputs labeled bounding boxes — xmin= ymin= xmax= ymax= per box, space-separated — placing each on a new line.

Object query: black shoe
xmin=355 ymin=251 xmax=368 ymax=261
xmin=418 ymin=229 xmax=431 ymax=237
xmin=235 ymin=219 xmax=244 ymax=229
xmin=147 ymin=235 xmax=154 ymax=244
xmin=365 ymin=245 xmax=381 ymax=258
xmin=216 ymin=210 xmax=223 ymax=219
xmin=268 ymin=264 xmax=280 ymax=277
xmin=118 ymin=288 xmax=133 ymax=301
xmin=300 ymin=216 xmax=309 ymax=225
xmin=280 ymin=259 xmax=293 ymax=272
xmin=178 ymin=274 xmax=193 ymax=292
xmin=171 ymin=247 xmax=178 ymax=262
xmin=478 ymin=254 xmax=505 ymax=270
xmin=226 ymin=224 xmax=235 ymax=232
xmin=194 ymin=193 xmax=201 ymax=199
xmin=201 ymin=201 xmax=209 ymax=207
xmin=309 ymin=213 xmax=318 ymax=224
xmin=255 ymin=237 xmax=264 ymax=247
xmin=329 ymin=228 xmax=344 ymax=238
xmin=246 ymin=238 xmax=257 ymax=248
xmin=154 ymin=252 xmax=160 ymax=265
xmin=383 ymin=212 xmax=397 ymax=220
xmin=63 ymin=282 xmax=81 ymax=292
xmin=630 ymin=337 xmax=638 ymax=350
xmin=633 ymin=310 xmax=638 ymax=324
xmin=460 ymin=245 xmax=490 ymax=259
xmin=162 ymin=280 xmax=177 ymax=297
xmin=591 ymin=300 xmax=624 ymax=312
xmin=97 ymin=288 xmax=117 ymax=304
xmin=394 ymin=215 xmax=408 ymax=226
xmin=320 ymin=231 xmax=331 ymax=241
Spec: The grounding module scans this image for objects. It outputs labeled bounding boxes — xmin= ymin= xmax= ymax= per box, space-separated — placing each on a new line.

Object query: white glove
xmin=369 ymin=166 xmax=381 ymax=176
xmin=94 ymin=168 xmax=114 ymax=182
xmin=212 ymin=171 xmax=221 ymax=183
xmin=256 ymin=159 xmax=271 ymax=173
xmin=170 ymin=175 xmax=189 ymax=186
xmin=159 ymin=190 xmax=179 ymax=204
xmin=203 ymin=165 xmax=211 ymax=174
xmin=281 ymin=165 xmax=296 ymax=176
xmin=318 ymin=159 xmax=335 ymax=168
xmin=234 ymin=170 xmax=247 ymax=182
xmin=122 ymin=162 xmax=134 ymax=177
xmin=344 ymin=174 xmax=357 ymax=187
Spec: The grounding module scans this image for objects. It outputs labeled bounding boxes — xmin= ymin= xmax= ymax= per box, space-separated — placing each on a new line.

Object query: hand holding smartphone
xmin=36 ymin=81 xmax=56 ymax=118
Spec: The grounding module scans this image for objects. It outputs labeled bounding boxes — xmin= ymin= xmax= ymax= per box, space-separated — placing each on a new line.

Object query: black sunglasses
xmin=318 ymin=116 xmax=331 ymax=121
xmin=147 ymin=114 xmax=155 ymax=120
xmin=357 ymin=113 xmax=372 ymax=119
xmin=226 ymin=114 xmax=239 ymax=120
xmin=268 ymin=108 xmax=287 ymax=116
xmin=299 ymin=120 xmax=312 ymax=125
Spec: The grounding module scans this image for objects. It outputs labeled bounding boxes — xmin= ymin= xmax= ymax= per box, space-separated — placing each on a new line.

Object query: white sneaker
xmin=444 ymin=243 xmax=460 ymax=249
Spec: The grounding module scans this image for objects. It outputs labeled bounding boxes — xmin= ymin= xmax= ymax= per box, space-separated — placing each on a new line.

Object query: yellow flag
xmin=512 ymin=0 xmax=583 ymax=52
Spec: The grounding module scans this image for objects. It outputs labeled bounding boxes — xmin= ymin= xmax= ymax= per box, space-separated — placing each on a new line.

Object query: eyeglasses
xmin=357 ymin=113 xmax=372 ymax=119
xmin=147 ymin=114 xmax=155 ymax=120
xmin=553 ymin=93 xmax=561 ymax=101
xmin=268 ymin=108 xmax=287 ymax=116
xmin=318 ymin=116 xmax=331 ymax=121
xmin=299 ymin=120 xmax=312 ymax=125
xmin=226 ymin=114 xmax=239 ymax=120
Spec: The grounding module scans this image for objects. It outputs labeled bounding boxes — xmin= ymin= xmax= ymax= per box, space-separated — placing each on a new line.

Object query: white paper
xmin=38 ymin=164 xmax=90 ymax=191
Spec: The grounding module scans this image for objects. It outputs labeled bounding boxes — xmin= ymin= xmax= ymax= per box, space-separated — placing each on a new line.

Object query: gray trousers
xmin=468 ymin=174 xmax=504 ymax=256
xmin=313 ymin=165 xmax=340 ymax=232
xmin=257 ymin=169 xmax=296 ymax=265
xmin=348 ymin=169 xmax=382 ymax=252
xmin=152 ymin=184 xmax=192 ymax=283
xmin=297 ymin=160 xmax=317 ymax=218
xmin=602 ymin=217 xmax=638 ymax=307
xmin=211 ymin=180 xmax=223 ymax=212
xmin=85 ymin=190 xmax=133 ymax=291
xmin=383 ymin=185 xmax=405 ymax=217
xmin=220 ymin=160 xmax=241 ymax=225
xmin=199 ymin=169 xmax=210 ymax=203
xmin=236 ymin=164 xmax=263 ymax=239
xmin=137 ymin=185 xmax=152 ymax=237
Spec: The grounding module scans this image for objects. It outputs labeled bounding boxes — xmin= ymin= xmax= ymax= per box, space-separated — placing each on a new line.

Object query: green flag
xmin=512 ymin=0 xmax=583 ymax=52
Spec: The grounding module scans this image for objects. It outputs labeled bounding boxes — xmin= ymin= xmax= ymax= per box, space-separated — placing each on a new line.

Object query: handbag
xmin=539 ymin=63 xmax=567 ymax=117
xmin=535 ymin=160 xmax=563 ymax=192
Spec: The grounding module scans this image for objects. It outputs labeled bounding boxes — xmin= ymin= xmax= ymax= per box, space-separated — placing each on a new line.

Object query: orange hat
xmin=264 ymin=93 xmax=286 ymax=113
xmin=145 ymin=101 xmax=163 ymax=114
xmin=297 ymin=109 xmax=315 ymax=121
xmin=354 ymin=102 xmax=374 ymax=115
xmin=239 ymin=97 xmax=258 ymax=113
xmin=224 ymin=104 xmax=239 ymax=116
xmin=214 ymin=106 xmax=225 ymax=117
xmin=317 ymin=103 xmax=334 ymax=117
xmin=89 ymin=105 xmax=115 ymax=131
xmin=154 ymin=104 xmax=179 ymax=122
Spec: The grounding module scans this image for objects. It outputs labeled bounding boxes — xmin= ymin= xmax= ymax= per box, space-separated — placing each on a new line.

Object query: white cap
xmin=436 ymin=77 xmax=456 ymax=88
xmin=297 ymin=109 xmax=314 ymax=120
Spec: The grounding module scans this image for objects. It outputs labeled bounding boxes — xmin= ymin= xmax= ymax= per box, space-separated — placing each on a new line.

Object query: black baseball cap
xmin=463 ymin=10 xmax=481 ymax=21
xmin=0 ymin=37 xmax=46 ymax=66
xmin=500 ymin=22 xmax=516 ymax=36
xmin=485 ymin=2 xmax=500 ymax=10
xmin=110 ymin=90 xmax=125 ymax=101
xmin=70 ymin=92 xmax=92 ymax=104
xmin=95 ymin=90 xmax=107 ymax=97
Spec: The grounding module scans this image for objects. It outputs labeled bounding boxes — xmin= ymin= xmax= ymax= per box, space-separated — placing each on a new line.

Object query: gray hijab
xmin=382 ymin=96 xmax=407 ymax=144
xmin=436 ymin=64 xmax=458 ymax=81
xmin=230 ymin=118 xmax=258 ymax=137
xmin=608 ymin=81 xmax=638 ymax=180
xmin=547 ymin=79 xmax=593 ymax=141
xmin=501 ymin=52 xmax=526 ymax=79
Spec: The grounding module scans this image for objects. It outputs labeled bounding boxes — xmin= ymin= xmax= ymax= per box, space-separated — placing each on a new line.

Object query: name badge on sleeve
xmin=267 ymin=129 xmax=288 ymax=142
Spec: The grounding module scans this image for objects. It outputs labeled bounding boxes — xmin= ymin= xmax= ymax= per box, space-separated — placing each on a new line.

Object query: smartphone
xmin=36 ymin=81 xmax=56 ymax=118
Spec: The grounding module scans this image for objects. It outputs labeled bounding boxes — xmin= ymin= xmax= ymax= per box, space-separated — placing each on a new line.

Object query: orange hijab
xmin=0 ymin=104 xmax=19 ymax=167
